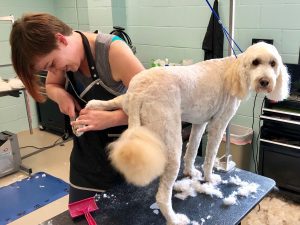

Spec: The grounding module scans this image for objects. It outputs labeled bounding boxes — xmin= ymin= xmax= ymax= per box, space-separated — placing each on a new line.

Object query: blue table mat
xmin=0 ymin=172 xmax=69 ymax=225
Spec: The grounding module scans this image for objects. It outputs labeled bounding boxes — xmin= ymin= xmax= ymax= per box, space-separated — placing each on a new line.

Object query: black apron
xmin=66 ymin=31 xmax=126 ymax=190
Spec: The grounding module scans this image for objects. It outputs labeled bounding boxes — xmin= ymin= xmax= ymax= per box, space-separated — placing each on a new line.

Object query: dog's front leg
xmin=203 ymin=119 xmax=230 ymax=184
xmin=183 ymin=123 xmax=207 ymax=179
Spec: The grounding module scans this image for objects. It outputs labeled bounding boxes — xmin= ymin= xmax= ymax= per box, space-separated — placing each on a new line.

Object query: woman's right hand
xmin=56 ymin=90 xmax=82 ymax=118
xmin=46 ymin=71 xmax=81 ymax=118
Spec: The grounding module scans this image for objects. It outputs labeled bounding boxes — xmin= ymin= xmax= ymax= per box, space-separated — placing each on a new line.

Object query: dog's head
xmin=225 ymin=42 xmax=290 ymax=101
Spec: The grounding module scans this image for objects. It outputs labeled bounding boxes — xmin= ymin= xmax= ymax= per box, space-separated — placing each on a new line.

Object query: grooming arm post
xmin=216 ymin=0 xmax=236 ymax=172
xmin=0 ymin=15 xmax=14 ymax=23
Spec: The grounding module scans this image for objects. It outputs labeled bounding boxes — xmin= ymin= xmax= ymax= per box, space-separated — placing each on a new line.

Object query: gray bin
xmin=0 ymin=131 xmax=21 ymax=177
xmin=218 ymin=124 xmax=253 ymax=170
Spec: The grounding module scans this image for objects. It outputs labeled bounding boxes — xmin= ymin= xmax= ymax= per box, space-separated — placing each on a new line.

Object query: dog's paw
xmin=167 ymin=213 xmax=190 ymax=225
xmin=183 ymin=168 xmax=202 ymax=180
xmin=72 ymin=125 xmax=84 ymax=137
xmin=205 ymin=173 xmax=222 ymax=185
xmin=71 ymin=119 xmax=85 ymax=137
xmin=85 ymin=99 xmax=106 ymax=110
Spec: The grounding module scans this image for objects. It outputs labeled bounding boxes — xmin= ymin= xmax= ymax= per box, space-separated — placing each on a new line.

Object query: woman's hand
xmin=55 ymin=89 xmax=81 ymax=118
xmin=45 ymin=71 xmax=81 ymax=118
xmin=70 ymin=108 xmax=128 ymax=132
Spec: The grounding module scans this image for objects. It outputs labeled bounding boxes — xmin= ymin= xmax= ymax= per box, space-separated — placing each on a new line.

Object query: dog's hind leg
xmin=155 ymin=122 xmax=190 ymax=225
xmin=85 ymin=95 xmax=124 ymax=110
xmin=183 ymin=123 xmax=207 ymax=179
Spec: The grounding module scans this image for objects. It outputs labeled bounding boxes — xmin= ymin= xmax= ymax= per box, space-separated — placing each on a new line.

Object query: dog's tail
xmin=108 ymin=126 xmax=167 ymax=186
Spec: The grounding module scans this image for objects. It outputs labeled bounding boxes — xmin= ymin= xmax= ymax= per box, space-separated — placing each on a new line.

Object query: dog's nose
xmin=259 ymin=78 xmax=269 ymax=87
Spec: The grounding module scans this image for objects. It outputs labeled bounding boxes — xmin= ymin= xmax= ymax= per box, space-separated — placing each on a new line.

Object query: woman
xmin=10 ymin=13 xmax=144 ymax=203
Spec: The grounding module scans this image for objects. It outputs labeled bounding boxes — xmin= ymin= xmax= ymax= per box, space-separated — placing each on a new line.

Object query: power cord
xmin=251 ymin=93 xmax=258 ymax=174
xmin=251 ymin=95 xmax=266 ymax=212
xmin=251 ymin=94 xmax=266 ymax=174
xmin=255 ymin=98 xmax=266 ymax=173
xmin=20 ymin=134 xmax=71 ymax=160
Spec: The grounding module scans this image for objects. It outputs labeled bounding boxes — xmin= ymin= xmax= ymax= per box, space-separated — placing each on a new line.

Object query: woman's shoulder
xmin=95 ymin=32 xmax=115 ymax=46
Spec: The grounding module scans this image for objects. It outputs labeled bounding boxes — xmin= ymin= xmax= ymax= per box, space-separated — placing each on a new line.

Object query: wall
xmin=87 ymin=0 xmax=113 ymax=34
xmin=53 ymin=0 xmax=89 ymax=31
xmin=0 ymin=0 xmax=55 ymax=132
xmin=0 ymin=0 xmax=89 ymax=133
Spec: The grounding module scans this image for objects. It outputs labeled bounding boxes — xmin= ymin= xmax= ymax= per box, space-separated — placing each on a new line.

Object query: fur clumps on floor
xmin=108 ymin=126 xmax=167 ymax=186
xmin=242 ymin=191 xmax=300 ymax=225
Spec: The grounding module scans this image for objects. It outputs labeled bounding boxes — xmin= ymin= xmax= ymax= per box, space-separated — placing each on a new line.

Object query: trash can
xmin=217 ymin=124 xmax=253 ymax=170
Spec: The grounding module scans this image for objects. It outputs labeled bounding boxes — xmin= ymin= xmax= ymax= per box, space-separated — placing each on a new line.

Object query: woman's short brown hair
xmin=10 ymin=13 xmax=73 ymax=102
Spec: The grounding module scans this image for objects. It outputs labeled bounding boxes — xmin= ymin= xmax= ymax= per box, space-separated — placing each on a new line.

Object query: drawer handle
xmin=263 ymin=108 xmax=300 ymax=117
xmin=260 ymin=115 xmax=300 ymax=125
xmin=260 ymin=138 xmax=300 ymax=150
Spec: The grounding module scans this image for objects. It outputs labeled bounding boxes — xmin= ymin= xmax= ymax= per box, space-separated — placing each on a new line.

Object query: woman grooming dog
xmin=10 ymin=13 xmax=144 ymax=203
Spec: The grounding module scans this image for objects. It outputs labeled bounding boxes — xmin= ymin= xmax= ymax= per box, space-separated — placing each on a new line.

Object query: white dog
xmin=86 ymin=42 xmax=290 ymax=225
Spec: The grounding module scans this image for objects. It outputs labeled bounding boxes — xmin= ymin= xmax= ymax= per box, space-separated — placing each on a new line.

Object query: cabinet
xmin=259 ymin=98 xmax=300 ymax=201
xmin=36 ymin=71 xmax=71 ymax=139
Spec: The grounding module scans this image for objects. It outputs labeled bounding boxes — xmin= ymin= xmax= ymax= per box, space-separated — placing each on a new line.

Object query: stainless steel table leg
xmin=20 ymin=164 xmax=32 ymax=176
xmin=23 ymin=90 xmax=33 ymax=134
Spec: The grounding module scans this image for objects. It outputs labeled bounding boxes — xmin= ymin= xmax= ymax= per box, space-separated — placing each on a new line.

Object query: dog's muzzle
xmin=259 ymin=78 xmax=269 ymax=88
xmin=256 ymin=77 xmax=272 ymax=93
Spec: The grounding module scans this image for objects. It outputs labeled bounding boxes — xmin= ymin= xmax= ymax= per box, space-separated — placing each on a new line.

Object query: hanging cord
xmin=110 ymin=26 xmax=137 ymax=54
xmin=255 ymin=97 xmax=266 ymax=172
xmin=205 ymin=0 xmax=243 ymax=58
xmin=250 ymin=94 xmax=266 ymax=174
xmin=251 ymin=93 xmax=259 ymax=173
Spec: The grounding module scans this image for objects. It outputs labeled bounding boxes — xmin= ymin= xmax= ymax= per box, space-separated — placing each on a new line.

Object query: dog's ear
xmin=267 ymin=64 xmax=290 ymax=101
xmin=224 ymin=56 xmax=248 ymax=99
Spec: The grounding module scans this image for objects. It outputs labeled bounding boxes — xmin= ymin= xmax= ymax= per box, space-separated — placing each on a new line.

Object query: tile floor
xmin=0 ymin=129 xmax=71 ymax=225
xmin=0 ymin=129 xmax=299 ymax=225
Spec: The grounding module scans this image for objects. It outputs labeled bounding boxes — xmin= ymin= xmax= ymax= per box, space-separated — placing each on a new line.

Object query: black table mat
xmin=43 ymin=157 xmax=275 ymax=225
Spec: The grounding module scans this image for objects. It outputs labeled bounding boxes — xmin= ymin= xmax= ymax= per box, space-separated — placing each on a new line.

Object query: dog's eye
xmin=252 ymin=59 xmax=260 ymax=66
xmin=270 ymin=60 xmax=276 ymax=67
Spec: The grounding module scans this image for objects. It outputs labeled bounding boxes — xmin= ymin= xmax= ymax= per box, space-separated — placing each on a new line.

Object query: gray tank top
xmin=69 ymin=32 xmax=127 ymax=98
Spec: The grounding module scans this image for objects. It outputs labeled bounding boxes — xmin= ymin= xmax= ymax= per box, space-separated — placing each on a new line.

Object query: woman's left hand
xmin=70 ymin=108 xmax=128 ymax=133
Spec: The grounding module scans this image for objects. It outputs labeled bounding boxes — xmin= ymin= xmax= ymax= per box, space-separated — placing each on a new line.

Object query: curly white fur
xmin=86 ymin=42 xmax=290 ymax=225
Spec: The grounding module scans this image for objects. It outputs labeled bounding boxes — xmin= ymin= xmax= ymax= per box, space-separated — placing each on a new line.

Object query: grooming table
xmin=0 ymin=88 xmax=33 ymax=134
xmin=43 ymin=157 xmax=275 ymax=225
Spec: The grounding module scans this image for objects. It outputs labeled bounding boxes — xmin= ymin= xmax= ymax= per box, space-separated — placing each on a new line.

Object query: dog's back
xmin=123 ymin=56 xmax=236 ymax=124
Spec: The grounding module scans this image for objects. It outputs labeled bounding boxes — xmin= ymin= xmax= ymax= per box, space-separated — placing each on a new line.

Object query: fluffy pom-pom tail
xmin=108 ymin=126 xmax=167 ymax=186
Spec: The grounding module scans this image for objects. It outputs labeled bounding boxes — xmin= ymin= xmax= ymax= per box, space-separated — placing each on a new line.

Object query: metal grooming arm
xmin=0 ymin=15 xmax=14 ymax=23
xmin=215 ymin=0 xmax=236 ymax=172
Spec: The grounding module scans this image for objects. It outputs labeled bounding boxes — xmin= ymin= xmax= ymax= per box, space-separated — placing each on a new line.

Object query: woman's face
xmin=34 ymin=34 xmax=82 ymax=74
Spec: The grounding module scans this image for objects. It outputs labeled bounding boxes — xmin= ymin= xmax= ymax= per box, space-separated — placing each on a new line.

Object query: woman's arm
xmin=109 ymin=39 xmax=145 ymax=87
xmin=73 ymin=40 xmax=144 ymax=132
xmin=46 ymin=70 xmax=81 ymax=118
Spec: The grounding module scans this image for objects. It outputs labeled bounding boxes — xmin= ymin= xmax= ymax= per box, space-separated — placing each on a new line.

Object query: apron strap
xmin=75 ymin=31 xmax=99 ymax=81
